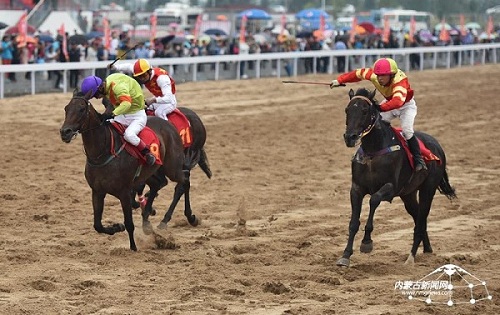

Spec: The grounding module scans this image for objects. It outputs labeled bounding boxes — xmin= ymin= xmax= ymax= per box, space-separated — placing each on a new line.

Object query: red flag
xmin=103 ymin=17 xmax=110 ymax=50
xmin=487 ymin=15 xmax=494 ymax=38
xmin=58 ymin=23 xmax=68 ymax=60
xmin=193 ymin=14 xmax=202 ymax=40
xmin=460 ymin=14 xmax=466 ymax=37
xmin=349 ymin=16 xmax=357 ymax=44
xmin=17 ymin=10 xmax=28 ymax=47
xmin=239 ymin=15 xmax=247 ymax=43
xmin=320 ymin=14 xmax=325 ymax=34
xmin=409 ymin=16 xmax=416 ymax=43
xmin=382 ymin=15 xmax=390 ymax=44
xmin=439 ymin=18 xmax=450 ymax=42
xmin=150 ymin=14 xmax=157 ymax=48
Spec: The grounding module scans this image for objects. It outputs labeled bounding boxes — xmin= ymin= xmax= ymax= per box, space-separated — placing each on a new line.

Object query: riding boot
xmin=137 ymin=140 xmax=156 ymax=166
xmin=407 ymin=135 xmax=427 ymax=172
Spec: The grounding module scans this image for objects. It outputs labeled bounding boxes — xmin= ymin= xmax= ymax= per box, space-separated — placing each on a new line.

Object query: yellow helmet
xmin=133 ymin=59 xmax=151 ymax=77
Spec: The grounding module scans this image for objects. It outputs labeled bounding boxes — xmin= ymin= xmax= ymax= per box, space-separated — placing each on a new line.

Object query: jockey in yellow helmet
xmin=330 ymin=57 xmax=426 ymax=172
xmin=110 ymin=58 xmax=177 ymax=121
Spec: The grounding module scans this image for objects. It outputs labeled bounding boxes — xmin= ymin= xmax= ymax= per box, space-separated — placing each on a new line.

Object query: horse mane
xmin=354 ymin=87 xmax=380 ymax=107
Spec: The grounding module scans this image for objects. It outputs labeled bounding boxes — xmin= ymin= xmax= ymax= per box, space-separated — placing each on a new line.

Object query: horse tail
xmin=438 ymin=169 xmax=457 ymax=200
xmin=198 ymin=148 xmax=212 ymax=179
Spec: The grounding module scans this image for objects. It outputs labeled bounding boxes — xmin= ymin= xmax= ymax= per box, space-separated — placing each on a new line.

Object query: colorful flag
xmin=193 ymin=14 xmax=202 ymax=40
xmin=150 ymin=14 xmax=157 ymax=48
xmin=460 ymin=14 xmax=466 ymax=37
xmin=382 ymin=15 xmax=390 ymax=44
xmin=439 ymin=18 xmax=450 ymax=42
xmin=486 ymin=15 xmax=494 ymax=39
xmin=58 ymin=23 xmax=68 ymax=60
xmin=17 ymin=10 xmax=28 ymax=47
xmin=409 ymin=16 xmax=416 ymax=43
xmin=103 ymin=17 xmax=110 ymax=50
xmin=349 ymin=16 xmax=357 ymax=44
xmin=239 ymin=15 xmax=247 ymax=43
xmin=280 ymin=13 xmax=286 ymax=36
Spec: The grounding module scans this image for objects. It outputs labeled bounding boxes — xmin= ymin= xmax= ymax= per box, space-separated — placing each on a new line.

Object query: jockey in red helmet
xmin=110 ymin=58 xmax=177 ymax=121
xmin=330 ymin=57 xmax=427 ymax=172
xmin=80 ymin=74 xmax=156 ymax=166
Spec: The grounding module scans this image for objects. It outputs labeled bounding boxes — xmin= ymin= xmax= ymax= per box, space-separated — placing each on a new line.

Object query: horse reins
xmin=349 ymin=95 xmax=379 ymax=138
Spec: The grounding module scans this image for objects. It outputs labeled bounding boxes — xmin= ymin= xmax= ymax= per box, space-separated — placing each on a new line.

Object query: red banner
xmin=193 ymin=14 xmax=202 ymax=40
xmin=280 ymin=13 xmax=286 ymax=36
xmin=439 ymin=18 xmax=450 ymax=42
xmin=239 ymin=15 xmax=247 ymax=43
xmin=487 ymin=15 xmax=494 ymax=38
xmin=150 ymin=14 xmax=157 ymax=48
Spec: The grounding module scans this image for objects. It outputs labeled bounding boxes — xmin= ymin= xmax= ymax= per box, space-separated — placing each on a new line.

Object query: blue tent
xmin=301 ymin=19 xmax=333 ymax=31
xmin=295 ymin=9 xmax=329 ymax=20
xmin=237 ymin=9 xmax=272 ymax=20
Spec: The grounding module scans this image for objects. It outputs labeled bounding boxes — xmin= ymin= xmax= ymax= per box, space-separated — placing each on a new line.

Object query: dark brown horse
xmin=338 ymin=88 xmax=456 ymax=267
xmin=138 ymin=106 xmax=212 ymax=229
xmin=60 ymin=90 xmax=189 ymax=251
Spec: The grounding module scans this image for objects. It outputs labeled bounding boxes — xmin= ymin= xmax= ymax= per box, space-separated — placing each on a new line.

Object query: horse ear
xmin=369 ymin=89 xmax=376 ymax=101
xmin=84 ymin=89 xmax=93 ymax=101
xmin=72 ymin=89 xmax=79 ymax=97
xmin=348 ymin=89 xmax=354 ymax=99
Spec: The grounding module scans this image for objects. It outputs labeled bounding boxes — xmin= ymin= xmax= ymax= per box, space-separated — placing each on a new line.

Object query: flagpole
xmin=26 ymin=0 xmax=46 ymax=20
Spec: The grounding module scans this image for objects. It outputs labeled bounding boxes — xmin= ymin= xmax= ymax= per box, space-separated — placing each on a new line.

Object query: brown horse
xmin=60 ymin=90 xmax=188 ymax=251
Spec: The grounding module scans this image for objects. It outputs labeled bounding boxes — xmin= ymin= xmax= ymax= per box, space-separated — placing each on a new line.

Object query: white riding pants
xmin=380 ymin=98 xmax=417 ymax=140
xmin=112 ymin=110 xmax=147 ymax=146
xmin=149 ymin=102 xmax=176 ymax=121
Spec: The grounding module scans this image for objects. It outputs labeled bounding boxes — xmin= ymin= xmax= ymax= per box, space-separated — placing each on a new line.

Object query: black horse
xmin=338 ymin=88 xmax=456 ymax=267
xmin=60 ymin=90 xmax=191 ymax=251
xmin=138 ymin=106 xmax=212 ymax=230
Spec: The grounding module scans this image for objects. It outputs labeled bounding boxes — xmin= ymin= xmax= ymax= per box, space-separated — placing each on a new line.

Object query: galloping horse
xmin=60 ymin=90 xmax=189 ymax=251
xmin=338 ymin=88 xmax=456 ymax=267
xmin=139 ymin=106 xmax=212 ymax=230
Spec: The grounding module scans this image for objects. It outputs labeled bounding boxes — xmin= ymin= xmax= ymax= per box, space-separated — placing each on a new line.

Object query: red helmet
xmin=133 ymin=59 xmax=151 ymax=77
xmin=373 ymin=58 xmax=398 ymax=76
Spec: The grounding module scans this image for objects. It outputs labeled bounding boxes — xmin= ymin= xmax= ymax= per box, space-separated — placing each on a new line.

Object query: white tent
xmin=38 ymin=11 xmax=83 ymax=37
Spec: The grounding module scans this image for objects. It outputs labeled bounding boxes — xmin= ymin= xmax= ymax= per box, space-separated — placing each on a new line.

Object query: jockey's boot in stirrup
xmin=407 ymin=135 xmax=427 ymax=172
xmin=141 ymin=148 xmax=156 ymax=166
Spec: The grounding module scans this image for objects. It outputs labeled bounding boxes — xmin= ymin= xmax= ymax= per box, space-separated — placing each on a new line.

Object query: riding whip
xmin=282 ymin=80 xmax=345 ymax=86
xmin=109 ymin=44 xmax=139 ymax=67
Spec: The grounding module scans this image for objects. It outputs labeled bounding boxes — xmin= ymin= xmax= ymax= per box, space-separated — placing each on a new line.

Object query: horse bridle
xmin=71 ymin=96 xmax=103 ymax=135
xmin=348 ymin=95 xmax=380 ymax=139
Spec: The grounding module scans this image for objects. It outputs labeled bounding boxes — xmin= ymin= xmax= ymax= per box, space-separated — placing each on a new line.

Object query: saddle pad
xmin=111 ymin=122 xmax=162 ymax=166
xmin=167 ymin=108 xmax=193 ymax=148
xmin=392 ymin=127 xmax=441 ymax=169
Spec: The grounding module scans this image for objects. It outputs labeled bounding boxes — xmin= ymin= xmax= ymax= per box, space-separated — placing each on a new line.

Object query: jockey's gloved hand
xmin=101 ymin=112 xmax=114 ymax=121
xmin=107 ymin=64 xmax=116 ymax=71
xmin=330 ymin=79 xmax=341 ymax=89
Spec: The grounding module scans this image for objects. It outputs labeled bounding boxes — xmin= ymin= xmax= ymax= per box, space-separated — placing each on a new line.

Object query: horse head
xmin=60 ymin=89 xmax=98 ymax=143
xmin=343 ymin=88 xmax=379 ymax=147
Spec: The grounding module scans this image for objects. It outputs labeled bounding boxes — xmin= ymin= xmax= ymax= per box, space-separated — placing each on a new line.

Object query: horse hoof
xmin=423 ymin=246 xmax=433 ymax=253
xmin=336 ymin=257 xmax=350 ymax=267
xmin=113 ymin=223 xmax=126 ymax=233
xmin=142 ymin=221 xmax=154 ymax=235
xmin=150 ymin=207 xmax=157 ymax=216
xmin=360 ymin=240 xmax=373 ymax=253
xmin=404 ymin=254 xmax=415 ymax=265
xmin=157 ymin=221 xmax=168 ymax=230
xmin=189 ymin=215 xmax=199 ymax=227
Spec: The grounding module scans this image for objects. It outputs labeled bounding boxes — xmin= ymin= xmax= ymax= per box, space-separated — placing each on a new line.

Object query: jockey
xmin=110 ymin=58 xmax=177 ymax=121
xmin=330 ymin=57 xmax=427 ymax=172
xmin=80 ymin=74 xmax=156 ymax=166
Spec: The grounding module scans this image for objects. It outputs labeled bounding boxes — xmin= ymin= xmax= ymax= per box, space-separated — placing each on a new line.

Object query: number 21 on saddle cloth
xmin=393 ymin=127 xmax=441 ymax=169
xmin=110 ymin=123 xmax=163 ymax=166
xmin=146 ymin=108 xmax=193 ymax=148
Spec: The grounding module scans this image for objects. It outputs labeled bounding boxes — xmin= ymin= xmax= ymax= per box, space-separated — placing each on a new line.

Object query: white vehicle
xmin=382 ymin=9 xmax=433 ymax=31
xmin=154 ymin=2 xmax=203 ymax=31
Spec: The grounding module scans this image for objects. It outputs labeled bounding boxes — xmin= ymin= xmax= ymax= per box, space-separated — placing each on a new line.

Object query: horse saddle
xmin=392 ymin=127 xmax=441 ymax=169
xmin=146 ymin=108 xmax=193 ymax=148
xmin=111 ymin=122 xmax=162 ymax=166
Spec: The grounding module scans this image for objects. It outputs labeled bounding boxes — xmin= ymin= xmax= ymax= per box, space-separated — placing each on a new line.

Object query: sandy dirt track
xmin=0 ymin=65 xmax=499 ymax=315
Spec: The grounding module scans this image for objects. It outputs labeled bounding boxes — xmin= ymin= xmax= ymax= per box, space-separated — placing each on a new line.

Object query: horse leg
xmin=157 ymin=181 xmax=185 ymax=230
xmin=401 ymin=191 xmax=432 ymax=254
xmin=131 ymin=183 xmax=146 ymax=210
xmin=182 ymin=169 xmax=198 ymax=226
xmin=361 ymin=183 xmax=395 ymax=253
xmin=92 ymin=189 xmax=126 ymax=235
xmin=337 ymin=184 xmax=365 ymax=267
xmin=118 ymin=191 xmax=137 ymax=251
xmin=407 ymin=188 xmax=436 ymax=264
